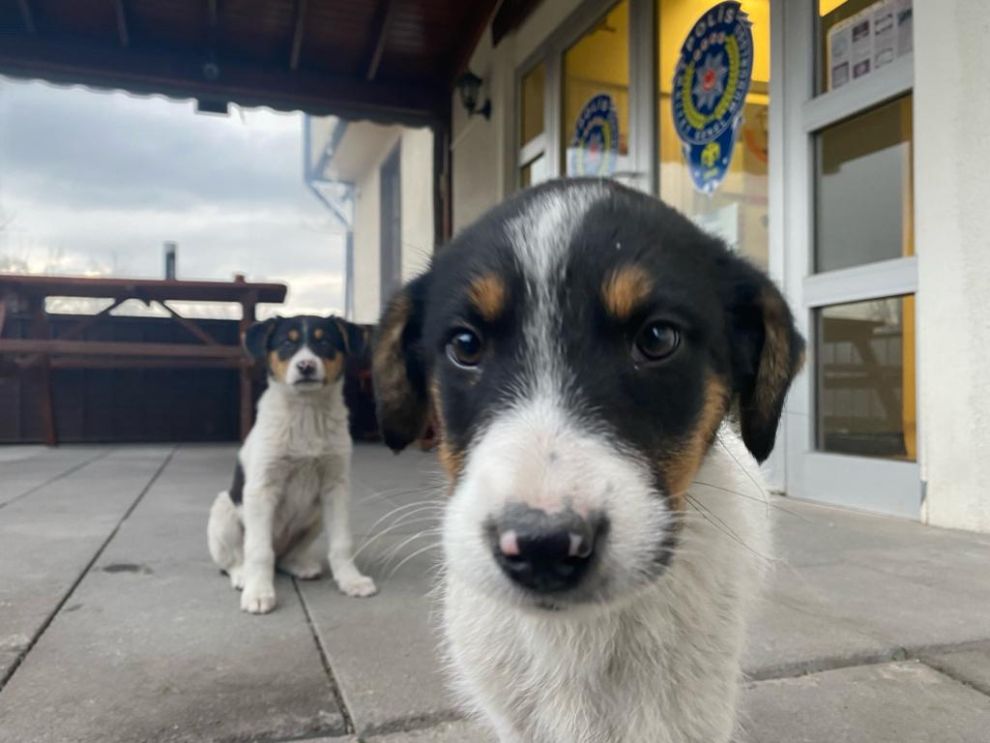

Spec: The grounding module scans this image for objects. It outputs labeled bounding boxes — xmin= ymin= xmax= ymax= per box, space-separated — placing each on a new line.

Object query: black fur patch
xmin=229 ymin=462 xmax=245 ymax=506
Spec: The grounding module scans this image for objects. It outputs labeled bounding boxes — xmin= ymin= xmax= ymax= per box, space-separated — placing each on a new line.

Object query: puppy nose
xmin=296 ymin=359 xmax=317 ymax=377
xmin=492 ymin=507 xmax=602 ymax=594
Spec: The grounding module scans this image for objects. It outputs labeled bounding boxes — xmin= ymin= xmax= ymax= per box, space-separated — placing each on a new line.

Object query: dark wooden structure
xmin=0 ymin=273 xmax=285 ymax=444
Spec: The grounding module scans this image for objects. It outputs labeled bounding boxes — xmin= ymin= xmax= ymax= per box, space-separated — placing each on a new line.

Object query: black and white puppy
xmin=208 ymin=315 xmax=377 ymax=614
xmin=373 ymin=179 xmax=803 ymax=742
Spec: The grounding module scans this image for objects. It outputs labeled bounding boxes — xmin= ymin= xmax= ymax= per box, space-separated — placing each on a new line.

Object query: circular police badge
xmin=671 ymin=2 xmax=754 ymax=193
xmin=568 ymin=93 xmax=619 ymax=177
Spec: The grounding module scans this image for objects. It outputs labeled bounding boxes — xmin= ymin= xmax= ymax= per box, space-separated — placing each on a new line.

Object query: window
xmin=562 ymin=1 xmax=630 ymax=180
xmin=657 ymin=0 xmax=771 ymax=269
xmin=518 ymin=63 xmax=548 ymax=187
xmin=815 ymin=95 xmax=912 ymax=272
xmin=816 ymin=296 xmax=916 ymax=460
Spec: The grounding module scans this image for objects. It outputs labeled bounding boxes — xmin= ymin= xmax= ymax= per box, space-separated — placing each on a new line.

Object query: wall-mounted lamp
xmin=455 ymin=71 xmax=491 ymax=120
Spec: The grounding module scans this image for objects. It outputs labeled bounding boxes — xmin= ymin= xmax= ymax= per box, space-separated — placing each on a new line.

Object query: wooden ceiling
xmin=0 ymin=0 xmax=532 ymax=126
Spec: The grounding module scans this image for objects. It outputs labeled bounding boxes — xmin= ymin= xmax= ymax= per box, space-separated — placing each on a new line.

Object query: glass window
xmin=816 ymin=295 xmax=916 ymax=460
xmin=815 ymin=95 xmax=913 ymax=273
xmin=562 ymin=1 xmax=630 ymax=180
xmin=819 ymin=0 xmax=913 ymax=94
xmin=657 ymin=0 xmax=771 ymax=269
xmin=520 ymin=63 xmax=546 ymax=147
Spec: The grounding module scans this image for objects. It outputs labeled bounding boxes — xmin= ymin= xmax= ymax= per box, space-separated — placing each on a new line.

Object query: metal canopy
xmin=0 ymin=0 xmax=510 ymax=127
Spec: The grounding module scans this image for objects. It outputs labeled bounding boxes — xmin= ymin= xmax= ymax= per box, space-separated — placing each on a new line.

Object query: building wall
xmin=915 ymin=0 xmax=990 ymax=532
xmin=352 ymin=160 xmax=385 ymax=325
xmin=451 ymin=0 xmax=585 ymax=233
xmin=349 ymin=127 xmax=434 ymax=324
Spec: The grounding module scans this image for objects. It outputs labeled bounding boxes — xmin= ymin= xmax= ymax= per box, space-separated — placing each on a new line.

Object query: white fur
xmin=440 ymin=187 xmax=770 ymax=742
xmin=207 ymin=361 xmax=376 ymax=614
xmin=442 ymin=424 xmax=770 ymax=743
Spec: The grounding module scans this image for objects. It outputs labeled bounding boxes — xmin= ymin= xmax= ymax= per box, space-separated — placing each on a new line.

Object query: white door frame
xmin=777 ymin=0 xmax=921 ymax=519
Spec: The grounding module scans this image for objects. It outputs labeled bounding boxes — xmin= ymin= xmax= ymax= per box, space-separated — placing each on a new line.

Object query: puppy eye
xmin=634 ymin=321 xmax=680 ymax=362
xmin=446 ymin=328 xmax=484 ymax=369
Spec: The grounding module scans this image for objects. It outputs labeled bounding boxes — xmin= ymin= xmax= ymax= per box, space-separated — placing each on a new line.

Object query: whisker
xmin=386 ymin=542 xmax=443 ymax=580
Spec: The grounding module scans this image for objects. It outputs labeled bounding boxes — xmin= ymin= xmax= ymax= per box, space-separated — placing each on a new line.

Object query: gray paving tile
xmin=365 ymin=720 xmax=491 ymax=742
xmin=0 ymin=445 xmax=344 ymax=743
xmin=299 ymin=531 xmax=450 ymax=739
xmin=0 ymin=445 xmax=109 ymax=507
xmin=743 ymin=591 xmax=895 ymax=679
xmin=920 ymin=641 xmax=990 ymax=696
xmin=738 ymin=661 xmax=990 ymax=743
xmin=0 ymin=446 xmax=172 ymax=682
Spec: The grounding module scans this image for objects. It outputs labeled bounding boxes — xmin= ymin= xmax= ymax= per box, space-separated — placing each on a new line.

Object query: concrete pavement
xmin=1 ymin=443 xmax=988 ymax=742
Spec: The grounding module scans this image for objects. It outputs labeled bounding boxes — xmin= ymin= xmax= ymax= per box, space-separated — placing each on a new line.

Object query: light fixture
xmin=455 ymin=71 xmax=491 ymax=120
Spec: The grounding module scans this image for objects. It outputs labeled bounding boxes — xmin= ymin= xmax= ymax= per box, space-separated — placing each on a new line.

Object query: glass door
xmin=782 ymin=0 xmax=919 ymax=518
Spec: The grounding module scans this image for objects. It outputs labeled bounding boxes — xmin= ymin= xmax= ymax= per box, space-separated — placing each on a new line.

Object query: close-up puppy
xmin=208 ymin=314 xmax=377 ymax=615
xmin=373 ymin=178 xmax=803 ymax=742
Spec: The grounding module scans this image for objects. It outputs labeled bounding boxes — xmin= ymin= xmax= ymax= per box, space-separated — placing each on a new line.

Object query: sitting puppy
xmin=208 ymin=314 xmax=377 ymax=614
xmin=373 ymin=180 xmax=803 ymax=742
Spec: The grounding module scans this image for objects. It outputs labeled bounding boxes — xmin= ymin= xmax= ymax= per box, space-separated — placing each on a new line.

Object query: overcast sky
xmin=0 ymin=76 xmax=344 ymax=318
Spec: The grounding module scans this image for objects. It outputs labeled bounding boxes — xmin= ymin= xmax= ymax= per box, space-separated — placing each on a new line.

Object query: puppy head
xmin=245 ymin=314 xmax=364 ymax=391
xmin=373 ymin=179 xmax=803 ymax=609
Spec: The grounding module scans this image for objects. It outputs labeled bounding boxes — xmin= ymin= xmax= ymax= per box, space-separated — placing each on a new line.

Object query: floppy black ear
xmin=243 ymin=318 xmax=277 ymax=361
xmin=722 ymin=260 xmax=805 ymax=462
xmin=372 ymin=273 xmax=431 ymax=452
xmin=331 ymin=317 xmax=367 ymax=357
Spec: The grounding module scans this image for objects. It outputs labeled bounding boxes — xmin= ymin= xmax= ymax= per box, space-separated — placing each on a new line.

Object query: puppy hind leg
xmin=278 ymin=517 xmax=324 ymax=580
xmin=207 ymin=492 xmax=245 ymax=590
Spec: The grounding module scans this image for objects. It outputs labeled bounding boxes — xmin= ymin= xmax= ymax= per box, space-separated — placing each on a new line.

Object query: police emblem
xmin=671 ymin=1 xmax=754 ymax=194
xmin=568 ymin=93 xmax=619 ymax=177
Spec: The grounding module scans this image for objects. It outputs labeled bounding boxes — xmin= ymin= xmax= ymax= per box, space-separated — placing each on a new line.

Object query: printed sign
xmin=568 ymin=93 xmax=619 ymax=177
xmin=827 ymin=0 xmax=912 ymax=91
xmin=671 ymin=1 xmax=754 ymax=194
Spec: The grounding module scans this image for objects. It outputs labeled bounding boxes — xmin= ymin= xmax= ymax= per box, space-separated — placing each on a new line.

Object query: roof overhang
xmin=0 ymin=0 xmax=528 ymax=129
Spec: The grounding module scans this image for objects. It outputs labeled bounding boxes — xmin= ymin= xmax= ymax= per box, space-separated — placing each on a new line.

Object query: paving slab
xmin=0 ymin=445 xmax=345 ymax=743
xmin=920 ymin=641 xmax=990 ymax=696
xmin=743 ymin=591 xmax=896 ymax=679
xmin=738 ymin=660 xmax=990 ymax=743
xmin=0 ymin=446 xmax=172 ymax=682
xmin=299 ymin=530 xmax=450 ymax=739
xmin=0 ymin=445 xmax=110 ymax=507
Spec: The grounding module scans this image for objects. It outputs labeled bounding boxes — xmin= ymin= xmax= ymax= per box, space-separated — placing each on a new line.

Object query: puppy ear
xmin=243 ymin=318 xmax=276 ymax=361
xmin=332 ymin=317 xmax=367 ymax=357
xmin=372 ymin=273 xmax=431 ymax=452
xmin=722 ymin=259 xmax=805 ymax=462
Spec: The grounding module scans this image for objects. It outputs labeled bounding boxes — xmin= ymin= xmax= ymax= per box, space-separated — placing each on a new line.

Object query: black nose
xmin=492 ymin=507 xmax=603 ymax=594
xmin=296 ymin=359 xmax=317 ymax=377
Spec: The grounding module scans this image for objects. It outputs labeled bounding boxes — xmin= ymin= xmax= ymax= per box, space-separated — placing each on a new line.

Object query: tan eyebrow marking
xmin=288 ymin=328 xmax=301 ymax=341
xmin=468 ymin=273 xmax=508 ymax=322
xmin=601 ymin=265 xmax=653 ymax=321
xmin=313 ymin=328 xmax=324 ymax=340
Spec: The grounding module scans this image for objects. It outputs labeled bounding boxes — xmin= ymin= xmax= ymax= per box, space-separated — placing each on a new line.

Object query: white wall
xmin=450 ymin=0 xmax=585 ymax=233
xmin=349 ymin=126 xmax=434 ymax=324
xmin=915 ymin=0 xmax=990 ymax=532
xmin=399 ymin=127 xmax=435 ymax=281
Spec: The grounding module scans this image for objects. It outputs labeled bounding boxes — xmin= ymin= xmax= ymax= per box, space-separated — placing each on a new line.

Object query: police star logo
xmin=693 ymin=53 xmax=728 ymax=112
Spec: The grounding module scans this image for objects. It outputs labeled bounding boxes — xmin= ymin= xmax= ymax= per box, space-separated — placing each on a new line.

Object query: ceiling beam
xmin=289 ymin=0 xmax=307 ymax=71
xmin=448 ymin=0 xmax=500 ymax=85
xmin=17 ymin=0 xmax=36 ymax=35
xmin=364 ymin=0 xmax=396 ymax=82
xmin=114 ymin=0 xmax=130 ymax=48
xmin=0 ymin=36 xmax=446 ymax=127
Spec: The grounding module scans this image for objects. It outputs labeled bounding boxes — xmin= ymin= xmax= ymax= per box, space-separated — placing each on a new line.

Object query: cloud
xmin=0 ymin=76 xmax=345 ymax=316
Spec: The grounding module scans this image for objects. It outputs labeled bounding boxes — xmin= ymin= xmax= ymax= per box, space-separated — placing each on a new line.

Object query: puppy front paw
xmin=240 ymin=583 xmax=277 ymax=614
xmin=336 ymin=573 xmax=378 ymax=598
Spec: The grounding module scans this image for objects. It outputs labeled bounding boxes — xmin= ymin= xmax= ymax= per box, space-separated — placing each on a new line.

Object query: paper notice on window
xmin=826 ymin=0 xmax=912 ymax=92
